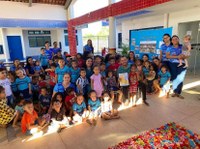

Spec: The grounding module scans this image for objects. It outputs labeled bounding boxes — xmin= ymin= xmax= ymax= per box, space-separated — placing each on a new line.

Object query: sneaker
xmin=143 ymin=101 xmax=149 ymax=106
xmin=171 ymin=93 xmax=178 ymax=97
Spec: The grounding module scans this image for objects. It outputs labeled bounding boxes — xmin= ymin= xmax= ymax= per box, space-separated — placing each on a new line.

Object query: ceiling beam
xmin=64 ymin=0 xmax=73 ymax=9
xmin=29 ymin=0 xmax=32 ymax=7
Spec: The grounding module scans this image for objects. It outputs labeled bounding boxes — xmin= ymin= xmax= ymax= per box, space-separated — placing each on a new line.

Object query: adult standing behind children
xmin=166 ymin=35 xmax=187 ymax=99
xmin=25 ymin=57 xmax=36 ymax=77
xmin=117 ymin=56 xmax=130 ymax=104
xmin=51 ymin=41 xmax=61 ymax=55
xmin=44 ymin=41 xmax=54 ymax=60
xmin=83 ymin=39 xmax=94 ymax=59
xmin=160 ymin=34 xmax=171 ymax=67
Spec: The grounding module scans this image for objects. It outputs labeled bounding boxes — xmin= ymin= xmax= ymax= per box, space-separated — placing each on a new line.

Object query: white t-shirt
xmin=0 ymin=78 xmax=12 ymax=96
xmin=101 ymin=101 xmax=112 ymax=113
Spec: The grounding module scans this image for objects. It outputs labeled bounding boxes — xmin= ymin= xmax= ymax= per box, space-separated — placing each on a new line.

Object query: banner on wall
xmin=130 ymin=27 xmax=172 ymax=60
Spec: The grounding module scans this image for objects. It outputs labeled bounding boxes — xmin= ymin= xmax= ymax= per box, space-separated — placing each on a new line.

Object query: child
xmin=45 ymin=63 xmax=56 ymax=95
xmin=48 ymin=93 xmax=64 ymax=114
xmin=21 ymin=101 xmax=46 ymax=135
xmin=100 ymin=63 xmax=107 ymax=88
xmin=129 ymin=64 xmax=138 ymax=106
xmin=34 ymin=60 xmax=44 ymax=75
xmin=85 ymin=57 xmax=93 ymax=82
xmin=10 ymin=59 xmax=20 ymax=72
xmin=108 ymin=57 xmax=120 ymax=72
xmin=146 ymin=64 xmax=156 ymax=94
xmin=94 ymin=55 xmax=102 ymax=66
xmin=7 ymin=71 xmax=18 ymax=99
xmin=76 ymin=53 xmax=85 ymax=68
xmin=31 ymin=76 xmax=40 ymax=105
xmin=55 ymin=58 xmax=69 ymax=83
xmin=143 ymin=61 xmax=150 ymax=78
xmin=101 ymin=92 xmax=120 ymax=120
xmin=15 ymin=68 xmax=32 ymax=101
xmin=50 ymin=99 xmax=69 ymax=132
xmin=72 ymin=94 xmax=88 ymax=123
xmin=0 ymin=86 xmax=19 ymax=128
xmin=38 ymin=74 xmax=47 ymax=89
xmin=106 ymin=70 xmax=123 ymax=104
xmin=76 ymin=68 xmax=89 ymax=97
xmin=178 ymin=35 xmax=191 ymax=68
xmin=65 ymin=87 xmax=76 ymax=117
xmin=0 ymin=68 xmax=14 ymax=106
xmin=13 ymin=96 xmax=25 ymax=127
xmin=69 ymin=60 xmax=80 ymax=84
xmin=158 ymin=65 xmax=171 ymax=98
xmin=90 ymin=66 xmax=104 ymax=98
xmin=39 ymin=48 xmax=48 ymax=70
xmin=87 ymin=90 xmax=101 ymax=126
xmin=39 ymin=87 xmax=51 ymax=114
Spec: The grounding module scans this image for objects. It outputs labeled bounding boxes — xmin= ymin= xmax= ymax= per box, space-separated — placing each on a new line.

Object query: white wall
xmin=0 ymin=29 xmax=6 ymax=60
xmin=0 ymin=1 xmax=66 ymax=21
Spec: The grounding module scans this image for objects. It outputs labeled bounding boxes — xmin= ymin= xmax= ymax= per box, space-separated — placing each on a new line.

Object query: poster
xmin=130 ymin=27 xmax=172 ymax=60
xmin=119 ymin=73 xmax=129 ymax=86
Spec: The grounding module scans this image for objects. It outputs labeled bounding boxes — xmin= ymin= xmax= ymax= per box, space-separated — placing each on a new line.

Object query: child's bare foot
xmin=166 ymin=92 xmax=170 ymax=98
xmin=86 ymin=119 xmax=92 ymax=126
xmin=132 ymin=104 xmax=137 ymax=107
xmin=93 ymin=119 xmax=97 ymax=126
xmin=112 ymin=115 xmax=120 ymax=119
xmin=0 ymin=124 xmax=7 ymax=128
xmin=12 ymin=125 xmax=20 ymax=128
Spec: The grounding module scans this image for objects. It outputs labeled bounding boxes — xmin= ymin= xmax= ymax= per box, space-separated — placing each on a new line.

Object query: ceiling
xmin=3 ymin=0 xmax=67 ymax=6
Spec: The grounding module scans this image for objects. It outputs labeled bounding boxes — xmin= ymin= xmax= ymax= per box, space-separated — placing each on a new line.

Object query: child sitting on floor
xmin=101 ymin=91 xmax=120 ymax=120
xmin=65 ymin=87 xmax=76 ymax=117
xmin=34 ymin=60 xmax=44 ymax=75
xmin=21 ymin=101 xmax=46 ymax=135
xmin=72 ymin=94 xmax=88 ymax=123
xmin=87 ymin=90 xmax=101 ymax=126
xmin=50 ymin=99 xmax=69 ymax=133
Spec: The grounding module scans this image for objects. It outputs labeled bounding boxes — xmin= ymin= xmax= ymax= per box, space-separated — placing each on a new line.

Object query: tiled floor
xmin=0 ymin=75 xmax=200 ymax=149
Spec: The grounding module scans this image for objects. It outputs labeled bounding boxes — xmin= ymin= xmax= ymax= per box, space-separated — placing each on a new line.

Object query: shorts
xmin=6 ymin=95 xmax=14 ymax=106
xmin=129 ymin=85 xmax=138 ymax=93
xmin=19 ymin=89 xmax=32 ymax=101
xmin=89 ymin=109 xmax=101 ymax=118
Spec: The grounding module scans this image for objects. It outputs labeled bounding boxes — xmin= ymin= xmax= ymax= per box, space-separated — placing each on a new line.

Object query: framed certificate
xmin=119 ymin=73 xmax=129 ymax=86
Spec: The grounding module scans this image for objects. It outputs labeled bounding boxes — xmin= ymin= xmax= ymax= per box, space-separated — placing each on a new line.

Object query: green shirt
xmin=117 ymin=64 xmax=131 ymax=74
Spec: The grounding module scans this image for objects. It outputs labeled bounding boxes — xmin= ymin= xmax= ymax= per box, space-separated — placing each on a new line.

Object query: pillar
xmin=108 ymin=0 xmax=116 ymax=53
xmin=164 ymin=13 xmax=169 ymax=28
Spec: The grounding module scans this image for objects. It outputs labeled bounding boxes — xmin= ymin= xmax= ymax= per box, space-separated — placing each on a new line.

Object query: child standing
xmin=87 ymin=90 xmax=101 ymax=126
xmin=106 ymin=70 xmax=123 ymax=103
xmin=21 ymin=101 xmax=46 ymax=135
xmin=7 ymin=71 xmax=18 ymax=99
xmin=45 ymin=63 xmax=56 ymax=95
xmin=39 ymin=48 xmax=49 ymax=70
xmin=39 ymin=87 xmax=51 ymax=114
xmin=76 ymin=68 xmax=89 ymax=98
xmin=72 ymin=94 xmax=88 ymax=123
xmin=146 ymin=65 xmax=156 ymax=94
xmin=101 ymin=92 xmax=120 ymax=120
xmin=178 ymin=35 xmax=191 ymax=68
xmin=15 ymin=69 xmax=32 ymax=101
xmin=69 ymin=60 xmax=80 ymax=85
xmin=158 ymin=65 xmax=171 ymax=98
xmin=55 ymin=58 xmax=69 ymax=83
xmin=0 ymin=68 xmax=14 ymax=106
xmin=129 ymin=64 xmax=139 ymax=106
xmin=90 ymin=66 xmax=104 ymax=98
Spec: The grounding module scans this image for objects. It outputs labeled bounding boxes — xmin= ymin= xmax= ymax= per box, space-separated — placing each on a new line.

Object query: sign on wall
xmin=130 ymin=27 xmax=172 ymax=60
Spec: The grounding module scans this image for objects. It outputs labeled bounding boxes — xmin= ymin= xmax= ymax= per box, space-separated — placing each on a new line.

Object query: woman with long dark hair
xmin=128 ymin=51 xmax=136 ymax=65
xmin=25 ymin=57 xmax=35 ymax=77
xmin=83 ymin=39 xmax=94 ymax=59
xmin=166 ymin=35 xmax=187 ymax=99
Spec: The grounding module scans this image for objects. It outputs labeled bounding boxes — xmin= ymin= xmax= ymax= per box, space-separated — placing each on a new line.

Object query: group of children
xmin=0 ymin=38 xmax=180 ymax=135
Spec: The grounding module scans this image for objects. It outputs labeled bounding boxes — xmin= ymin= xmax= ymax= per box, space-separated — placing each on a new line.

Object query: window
xmin=118 ymin=33 xmax=122 ymax=48
xmin=0 ymin=45 xmax=4 ymax=54
xmin=28 ymin=36 xmax=51 ymax=47
xmin=64 ymin=35 xmax=78 ymax=46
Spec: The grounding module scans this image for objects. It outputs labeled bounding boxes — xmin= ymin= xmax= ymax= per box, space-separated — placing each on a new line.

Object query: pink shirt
xmin=90 ymin=74 xmax=104 ymax=97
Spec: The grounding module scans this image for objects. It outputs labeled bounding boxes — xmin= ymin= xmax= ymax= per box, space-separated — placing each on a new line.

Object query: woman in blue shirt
xmin=53 ymin=73 xmax=76 ymax=98
xmin=83 ymin=39 xmax=94 ymax=59
xmin=25 ymin=57 xmax=35 ymax=77
xmin=128 ymin=51 xmax=136 ymax=65
xmin=166 ymin=35 xmax=187 ymax=99
xmin=160 ymin=34 xmax=171 ymax=67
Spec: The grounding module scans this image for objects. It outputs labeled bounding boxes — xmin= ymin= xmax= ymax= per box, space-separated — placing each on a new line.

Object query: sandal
xmin=177 ymin=94 xmax=184 ymax=99
xmin=171 ymin=93 xmax=178 ymax=97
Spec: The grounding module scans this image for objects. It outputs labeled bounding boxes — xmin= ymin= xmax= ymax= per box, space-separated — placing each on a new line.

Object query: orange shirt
xmin=21 ymin=110 xmax=38 ymax=133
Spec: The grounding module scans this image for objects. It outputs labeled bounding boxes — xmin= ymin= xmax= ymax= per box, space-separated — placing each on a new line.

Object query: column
xmin=164 ymin=13 xmax=169 ymax=28
xmin=108 ymin=0 xmax=116 ymax=53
